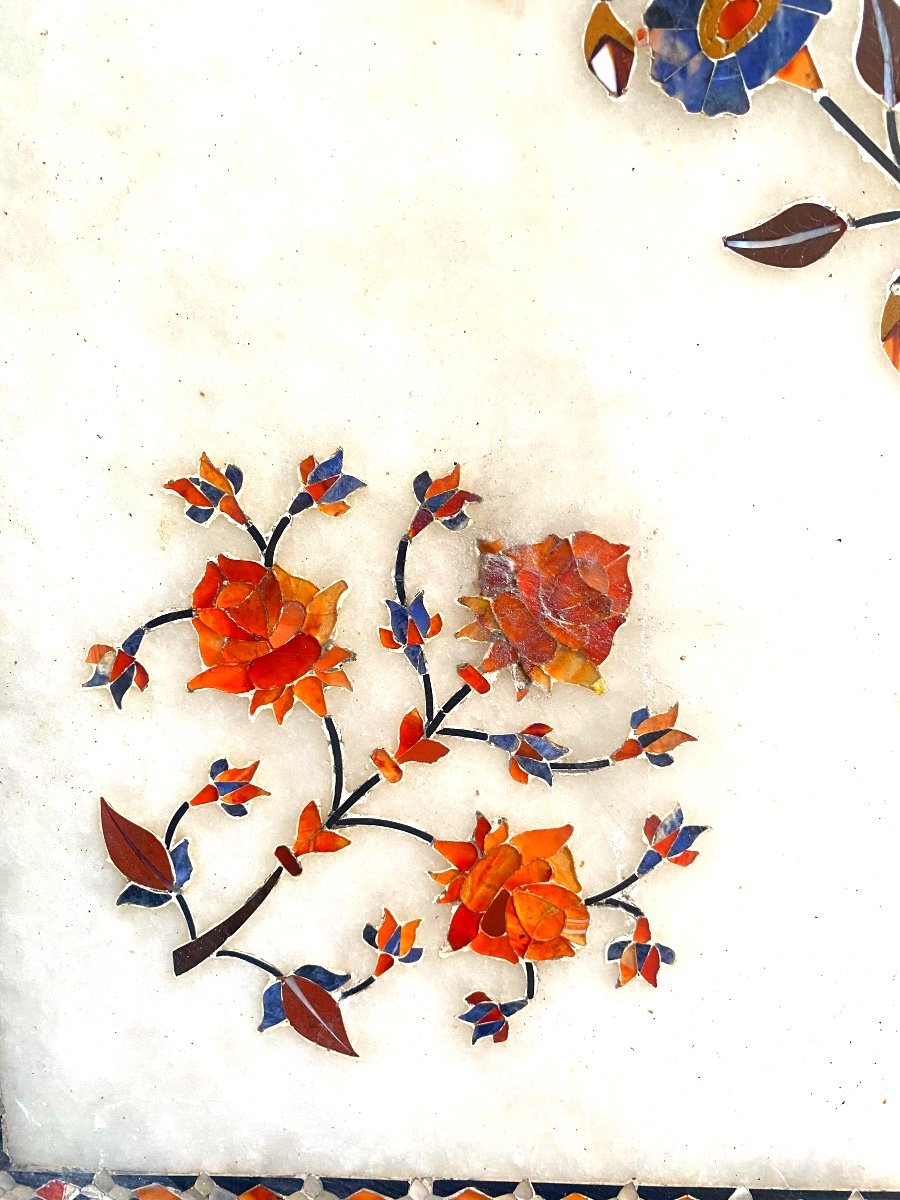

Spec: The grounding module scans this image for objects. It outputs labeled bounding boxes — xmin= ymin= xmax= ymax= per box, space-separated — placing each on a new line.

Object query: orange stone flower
xmin=187 ymin=555 xmax=353 ymax=723
xmin=431 ymin=816 xmax=589 ymax=964
xmin=457 ymin=533 xmax=631 ymax=699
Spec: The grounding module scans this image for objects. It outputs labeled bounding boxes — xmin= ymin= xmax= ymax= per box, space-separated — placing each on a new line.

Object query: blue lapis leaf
xmin=117 ymin=883 xmax=171 ymax=908
xmin=321 ymin=474 xmax=365 ymax=504
xmin=472 ymin=1019 xmax=506 ymax=1042
xmin=658 ymin=944 xmax=676 ymax=965
xmin=636 ymin=849 xmax=662 ymax=877
xmin=210 ymin=758 xmax=229 ymax=777
xmin=646 ymin=753 xmax=675 ymax=767
xmin=400 ymin=947 xmax=423 ymax=964
xmin=171 ymin=839 xmax=193 ymax=889
xmin=292 ymin=964 xmax=351 ymax=992
xmin=186 ymin=505 xmax=214 ymax=523
xmin=499 ymin=999 xmax=528 ymax=1017
xmin=518 ymin=757 xmax=553 ymax=786
xmin=412 ymin=471 xmax=432 ymax=502
xmin=441 ymin=511 xmax=469 ymax=531
xmin=362 ymin=923 xmax=378 ymax=948
xmin=308 ymin=448 xmax=344 ymax=484
xmin=224 ymin=463 xmax=243 ymax=492
xmin=121 ymin=629 xmax=144 ymax=657
xmin=488 ymin=733 xmax=518 ymax=752
xmin=258 ymin=980 xmax=286 ymax=1031
xmin=221 ymin=802 xmax=248 ymax=818
xmin=630 ymin=706 xmax=651 ymax=730
xmin=109 ymin=663 xmax=136 ymax=710
xmin=606 ymin=939 xmax=628 ymax=961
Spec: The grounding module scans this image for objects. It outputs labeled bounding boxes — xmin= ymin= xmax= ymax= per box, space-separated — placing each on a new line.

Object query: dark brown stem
xmin=172 ymin=866 xmax=283 ymax=975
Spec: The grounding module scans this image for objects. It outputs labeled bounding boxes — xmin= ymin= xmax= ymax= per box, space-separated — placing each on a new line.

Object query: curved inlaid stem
xmin=164 ymin=801 xmax=190 ymax=848
xmin=851 ymin=209 xmax=900 ymax=228
xmin=585 ymin=872 xmax=640 ymax=908
xmin=217 ymin=948 xmax=283 ymax=978
xmin=324 ymin=715 xmax=344 ymax=811
xmin=244 ymin=521 xmax=268 ymax=556
xmin=175 ymin=892 xmax=197 ymax=940
xmin=524 ymin=961 xmax=536 ymax=1001
xmin=172 ymin=866 xmax=283 ymax=976
xmin=340 ymin=974 xmax=376 ymax=1001
xmin=335 ymin=816 xmax=434 ymax=843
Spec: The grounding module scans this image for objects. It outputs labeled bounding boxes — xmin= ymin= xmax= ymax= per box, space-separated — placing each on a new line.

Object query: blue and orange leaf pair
xmin=165 ymin=453 xmax=246 ymax=526
xmin=190 ymin=758 xmax=270 ymax=817
xmin=84 ymin=631 xmax=148 ymax=709
xmin=613 ymin=703 xmax=696 ymax=767
xmin=379 ymin=593 xmax=442 ymax=675
xmin=488 ymin=723 xmax=568 ymax=785
xmin=458 ymin=991 xmax=527 ymax=1044
xmin=409 ymin=464 xmax=481 ymax=538
xmin=371 ymin=709 xmax=449 ymax=783
xmin=637 ymin=804 xmax=707 ymax=876
xmin=294 ymin=449 xmax=366 ymax=517
xmin=607 ymin=916 xmax=674 ymax=988
xmin=363 ymin=908 xmax=423 ymax=977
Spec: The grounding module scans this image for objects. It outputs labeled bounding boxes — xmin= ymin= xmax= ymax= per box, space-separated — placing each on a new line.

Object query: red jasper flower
xmin=457 ymin=533 xmax=631 ymax=699
xmin=607 ymin=916 xmax=674 ymax=987
xmin=432 ymin=816 xmax=589 ymax=963
xmin=363 ymin=908 xmax=424 ymax=977
xmin=187 ymin=555 xmax=353 ymax=723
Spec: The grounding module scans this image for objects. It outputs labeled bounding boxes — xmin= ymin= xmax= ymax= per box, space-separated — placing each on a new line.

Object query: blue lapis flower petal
xmin=84 ymin=667 xmax=110 ymax=687
xmin=643 ymin=0 xmax=702 ymax=30
xmin=607 ymin=939 xmax=629 ymax=961
xmin=646 ymin=752 xmax=675 ymax=767
xmin=441 ymin=512 xmax=469 ymax=531
xmin=662 ymin=50 xmax=715 ymax=112
xmin=362 ymin=923 xmax=379 ymax=948
xmin=308 ymin=449 xmax=344 ymax=484
xmin=121 ymin=630 xmax=145 ymax=657
xmin=636 ymin=849 xmax=663 ymax=877
xmin=425 ymin=489 xmax=453 ymax=513
xmin=407 ymin=593 xmax=431 ymax=637
xmin=657 ymin=806 xmax=684 ymax=837
xmin=117 ymin=883 xmax=171 ymax=908
xmin=293 ymin=964 xmax=351 ymax=992
xmin=413 ymin=471 xmax=432 ymax=503
xmin=500 ymin=999 xmax=528 ymax=1017
xmin=196 ymin=478 xmax=225 ymax=504
xmin=258 ymin=980 xmax=286 ymax=1031
xmin=171 ymin=839 xmax=193 ymax=888
xmin=630 ymin=706 xmax=651 ymax=730
xmin=658 ymin=944 xmax=676 ymax=964
xmin=472 ymin=1019 xmax=507 ymax=1042
xmin=649 ymin=29 xmax=704 ymax=83
xmin=522 ymin=735 xmax=568 ymax=761
xmin=384 ymin=928 xmax=402 ymax=957
xmin=703 ymin=57 xmax=751 ymax=116
xmin=404 ymin=644 xmax=426 ymax=675
xmin=210 ymin=758 xmax=229 ymax=777
xmin=670 ymin=825 xmax=706 ymax=855
xmin=386 ymin=599 xmax=409 ymax=644
xmin=400 ymin=947 xmax=423 ymax=964
xmin=186 ymin=505 xmax=214 ymax=523
xmin=220 ymin=802 xmax=248 ymax=817
xmin=321 ymin=474 xmax=366 ymax=504
xmin=785 ymin=0 xmax=830 ymax=14
xmin=224 ymin=463 xmax=243 ymax=492
xmin=109 ymin=663 xmax=136 ymax=710
xmin=635 ymin=943 xmax=652 ymax=971
xmin=735 ymin=5 xmax=817 ymax=90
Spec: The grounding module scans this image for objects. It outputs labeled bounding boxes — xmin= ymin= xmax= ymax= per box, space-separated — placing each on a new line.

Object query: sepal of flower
xmin=488 ymin=724 xmax=568 ymax=786
xmin=258 ymin=964 xmax=351 ymax=1031
xmin=409 ymin=464 xmax=481 ymax=538
xmin=293 ymin=449 xmax=366 ymax=517
xmin=607 ymin=916 xmax=674 ymax=988
xmin=371 ymin=708 xmax=449 ymax=783
xmin=165 ymin=453 xmax=246 ymax=525
xmin=84 ymin=631 xmax=149 ymax=709
xmin=458 ymin=991 xmax=528 ymax=1044
xmin=613 ymin=703 xmax=696 ymax=767
xmin=117 ymin=839 xmax=193 ymax=909
xmin=363 ymin=908 xmax=424 ymax=977
xmin=637 ymin=804 xmax=707 ymax=876
xmin=379 ymin=593 xmax=443 ymax=674
xmin=190 ymin=758 xmax=270 ymax=817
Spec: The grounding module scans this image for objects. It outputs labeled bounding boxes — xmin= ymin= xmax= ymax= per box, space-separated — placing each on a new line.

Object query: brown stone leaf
xmin=100 ymin=798 xmax=175 ymax=892
xmin=723 ymin=202 xmax=847 ymax=268
xmin=281 ymin=975 xmax=358 ymax=1056
xmin=855 ymin=0 xmax=900 ymax=107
